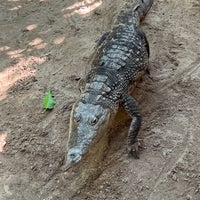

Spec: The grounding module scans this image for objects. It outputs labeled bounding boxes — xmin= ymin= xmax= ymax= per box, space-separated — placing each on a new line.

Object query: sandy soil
xmin=0 ymin=0 xmax=200 ymax=199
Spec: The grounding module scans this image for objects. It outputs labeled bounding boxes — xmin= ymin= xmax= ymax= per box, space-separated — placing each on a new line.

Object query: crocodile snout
xmin=67 ymin=147 xmax=82 ymax=163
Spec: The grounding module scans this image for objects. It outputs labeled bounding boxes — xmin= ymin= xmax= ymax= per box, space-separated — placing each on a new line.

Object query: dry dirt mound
xmin=0 ymin=0 xmax=200 ymax=200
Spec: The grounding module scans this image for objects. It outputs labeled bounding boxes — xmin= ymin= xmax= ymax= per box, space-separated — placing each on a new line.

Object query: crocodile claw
xmin=127 ymin=142 xmax=140 ymax=159
xmin=127 ymin=139 xmax=144 ymax=159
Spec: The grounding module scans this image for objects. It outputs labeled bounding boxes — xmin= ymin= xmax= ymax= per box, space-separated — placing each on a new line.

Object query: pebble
xmin=100 ymin=185 xmax=104 ymax=189
xmin=153 ymin=141 xmax=160 ymax=148
xmin=171 ymin=174 xmax=178 ymax=182
xmin=186 ymin=194 xmax=192 ymax=200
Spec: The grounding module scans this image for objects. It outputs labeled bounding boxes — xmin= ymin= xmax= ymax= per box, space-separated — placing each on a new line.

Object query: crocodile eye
xmin=90 ymin=117 xmax=98 ymax=126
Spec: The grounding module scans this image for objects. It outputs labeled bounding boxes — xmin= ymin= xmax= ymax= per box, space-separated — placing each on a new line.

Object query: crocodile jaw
xmin=67 ymin=101 xmax=112 ymax=164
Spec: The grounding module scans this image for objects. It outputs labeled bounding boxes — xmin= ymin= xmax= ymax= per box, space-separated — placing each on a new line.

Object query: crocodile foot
xmin=127 ymin=139 xmax=144 ymax=159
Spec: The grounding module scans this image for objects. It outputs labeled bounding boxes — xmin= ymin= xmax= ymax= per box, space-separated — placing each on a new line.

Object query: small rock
xmin=145 ymin=185 xmax=150 ymax=190
xmin=153 ymin=141 xmax=160 ymax=148
xmin=186 ymin=194 xmax=192 ymax=200
xmin=105 ymin=181 xmax=110 ymax=186
xmin=99 ymin=185 xmax=104 ymax=189
xmin=171 ymin=174 xmax=178 ymax=181
xmin=163 ymin=149 xmax=172 ymax=157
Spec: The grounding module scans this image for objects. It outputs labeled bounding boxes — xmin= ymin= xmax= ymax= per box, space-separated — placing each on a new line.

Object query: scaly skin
xmin=67 ymin=0 xmax=153 ymax=163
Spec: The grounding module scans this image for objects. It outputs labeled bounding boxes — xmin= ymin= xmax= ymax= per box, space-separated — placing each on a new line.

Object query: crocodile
xmin=67 ymin=0 xmax=153 ymax=163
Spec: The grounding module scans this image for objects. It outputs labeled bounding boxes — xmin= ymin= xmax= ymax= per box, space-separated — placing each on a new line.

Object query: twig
xmin=52 ymin=59 xmax=73 ymax=75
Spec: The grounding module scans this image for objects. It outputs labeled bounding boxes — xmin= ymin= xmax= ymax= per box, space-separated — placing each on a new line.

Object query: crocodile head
xmin=66 ymin=100 xmax=112 ymax=163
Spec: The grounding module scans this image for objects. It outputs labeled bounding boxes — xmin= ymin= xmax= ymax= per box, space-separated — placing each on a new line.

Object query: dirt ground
xmin=0 ymin=0 xmax=200 ymax=199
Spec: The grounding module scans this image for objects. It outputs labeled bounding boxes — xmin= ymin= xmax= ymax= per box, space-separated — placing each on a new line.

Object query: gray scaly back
xmin=67 ymin=0 xmax=153 ymax=163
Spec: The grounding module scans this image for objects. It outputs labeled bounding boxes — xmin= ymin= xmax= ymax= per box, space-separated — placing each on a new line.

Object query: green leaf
xmin=42 ymin=90 xmax=56 ymax=110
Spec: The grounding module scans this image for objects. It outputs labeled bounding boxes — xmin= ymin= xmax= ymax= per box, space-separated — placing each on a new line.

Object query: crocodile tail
xmin=115 ymin=0 xmax=153 ymax=26
xmin=136 ymin=0 xmax=153 ymax=21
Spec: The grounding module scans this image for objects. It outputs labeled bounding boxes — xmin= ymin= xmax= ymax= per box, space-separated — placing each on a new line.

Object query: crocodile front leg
xmin=121 ymin=93 xmax=142 ymax=158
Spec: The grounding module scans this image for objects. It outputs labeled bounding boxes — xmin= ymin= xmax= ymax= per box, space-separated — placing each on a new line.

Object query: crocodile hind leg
xmin=121 ymin=93 xmax=142 ymax=158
